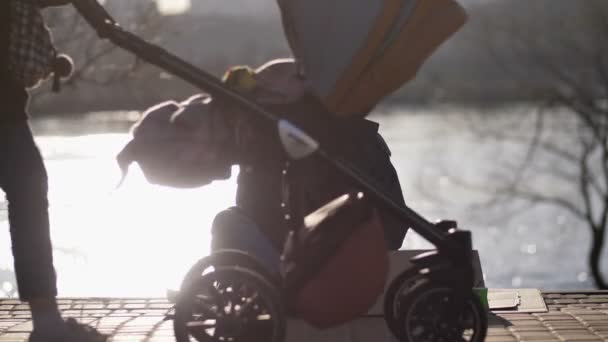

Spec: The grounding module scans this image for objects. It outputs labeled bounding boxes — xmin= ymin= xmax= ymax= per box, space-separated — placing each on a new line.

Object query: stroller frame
xmin=68 ymin=1 xmax=489 ymax=341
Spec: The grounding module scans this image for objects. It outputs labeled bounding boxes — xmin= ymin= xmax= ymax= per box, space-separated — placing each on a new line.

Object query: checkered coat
xmin=6 ymin=0 xmax=56 ymax=89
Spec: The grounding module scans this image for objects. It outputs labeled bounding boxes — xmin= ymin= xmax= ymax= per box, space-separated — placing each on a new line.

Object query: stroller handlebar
xmin=71 ymin=0 xmax=118 ymax=35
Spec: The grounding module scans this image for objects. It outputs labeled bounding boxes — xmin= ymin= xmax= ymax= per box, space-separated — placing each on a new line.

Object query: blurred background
xmin=1 ymin=0 xmax=607 ymax=298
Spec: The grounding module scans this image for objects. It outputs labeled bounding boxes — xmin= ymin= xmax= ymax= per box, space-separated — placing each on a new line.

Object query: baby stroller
xmin=69 ymin=1 xmax=489 ymax=341
xmin=172 ymin=195 xmax=488 ymax=342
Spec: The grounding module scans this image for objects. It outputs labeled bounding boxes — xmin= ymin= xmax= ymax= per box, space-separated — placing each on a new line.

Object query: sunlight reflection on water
xmin=2 ymin=132 xmax=237 ymax=297
xmin=1 ymin=108 xmax=607 ymax=297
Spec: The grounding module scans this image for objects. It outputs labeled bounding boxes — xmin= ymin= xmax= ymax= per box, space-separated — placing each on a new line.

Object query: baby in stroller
xmin=210 ymin=58 xmax=409 ymax=325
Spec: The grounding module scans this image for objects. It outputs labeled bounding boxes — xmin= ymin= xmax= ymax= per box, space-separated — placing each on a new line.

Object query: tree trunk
xmin=589 ymin=229 xmax=607 ymax=289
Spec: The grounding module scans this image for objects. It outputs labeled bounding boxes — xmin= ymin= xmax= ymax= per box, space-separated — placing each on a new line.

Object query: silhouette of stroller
xmin=68 ymin=1 xmax=489 ymax=341
xmin=171 ymin=192 xmax=488 ymax=342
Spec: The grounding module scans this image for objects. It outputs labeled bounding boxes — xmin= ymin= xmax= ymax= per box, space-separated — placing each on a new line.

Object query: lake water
xmin=0 ymin=106 xmax=606 ymax=298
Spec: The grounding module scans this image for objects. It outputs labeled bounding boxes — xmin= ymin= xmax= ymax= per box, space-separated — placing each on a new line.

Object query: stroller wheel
xmin=174 ymin=266 xmax=286 ymax=342
xmin=400 ymin=279 xmax=488 ymax=342
xmin=180 ymin=250 xmax=278 ymax=294
xmin=383 ymin=267 xmax=426 ymax=339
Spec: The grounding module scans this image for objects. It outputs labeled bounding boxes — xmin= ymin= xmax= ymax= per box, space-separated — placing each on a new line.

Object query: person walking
xmin=1 ymin=1 xmax=107 ymax=340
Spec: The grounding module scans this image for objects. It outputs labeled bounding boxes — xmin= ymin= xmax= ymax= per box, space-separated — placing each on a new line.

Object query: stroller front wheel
xmin=173 ymin=266 xmax=286 ymax=342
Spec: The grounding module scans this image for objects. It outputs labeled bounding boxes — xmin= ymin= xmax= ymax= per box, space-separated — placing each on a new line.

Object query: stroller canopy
xmin=277 ymin=0 xmax=468 ymax=116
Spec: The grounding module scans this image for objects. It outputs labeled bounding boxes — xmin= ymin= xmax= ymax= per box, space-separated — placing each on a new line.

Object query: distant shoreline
xmin=29 ymin=97 xmax=553 ymax=119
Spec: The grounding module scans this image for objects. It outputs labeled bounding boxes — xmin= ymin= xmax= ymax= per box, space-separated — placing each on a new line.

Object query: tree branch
xmin=506 ymin=189 xmax=586 ymax=221
xmin=580 ymin=140 xmax=597 ymax=227
xmin=600 ymin=135 xmax=608 ymax=230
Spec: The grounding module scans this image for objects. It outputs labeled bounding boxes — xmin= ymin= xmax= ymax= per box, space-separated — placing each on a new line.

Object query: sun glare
xmin=156 ymin=0 xmax=191 ymax=15
xmin=18 ymin=133 xmax=238 ymax=298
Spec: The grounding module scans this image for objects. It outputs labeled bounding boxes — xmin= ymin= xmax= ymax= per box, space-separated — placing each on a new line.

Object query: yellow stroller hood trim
xmin=278 ymin=0 xmax=468 ymax=116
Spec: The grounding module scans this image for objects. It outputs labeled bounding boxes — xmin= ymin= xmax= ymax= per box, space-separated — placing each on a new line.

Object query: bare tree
xmin=450 ymin=0 xmax=608 ymax=288
xmin=31 ymin=1 xmax=163 ymax=102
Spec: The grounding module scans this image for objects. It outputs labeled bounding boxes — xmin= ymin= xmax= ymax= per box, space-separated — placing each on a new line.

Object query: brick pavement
xmin=0 ymin=298 xmax=174 ymax=341
xmin=486 ymin=292 xmax=608 ymax=342
xmin=0 ymin=292 xmax=606 ymax=341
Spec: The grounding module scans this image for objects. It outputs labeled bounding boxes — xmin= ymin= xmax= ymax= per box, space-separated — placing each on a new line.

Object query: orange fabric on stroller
xmin=282 ymin=194 xmax=390 ymax=329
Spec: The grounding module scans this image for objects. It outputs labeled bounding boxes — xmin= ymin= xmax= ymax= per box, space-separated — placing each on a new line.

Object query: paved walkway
xmin=0 ymin=292 xmax=607 ymax=341
xmin=487 ymin=291 xmax=608 ymax=342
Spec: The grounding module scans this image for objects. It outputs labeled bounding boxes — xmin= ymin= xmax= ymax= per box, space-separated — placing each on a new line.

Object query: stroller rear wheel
xmin=400 ymin=279 xmax=488 ymax=342
xmin=173 ymin=266 xmax=286 ymax=342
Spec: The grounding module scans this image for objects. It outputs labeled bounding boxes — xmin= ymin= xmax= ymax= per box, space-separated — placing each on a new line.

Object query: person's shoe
xmin=28 ymin=318 xmax=109 ymax=342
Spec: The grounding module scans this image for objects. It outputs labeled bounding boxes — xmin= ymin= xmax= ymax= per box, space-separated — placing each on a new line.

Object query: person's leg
xmin=1 ymin=122 xmax=108 ymax=341
xmin=211 ymin=208 xmax=281 ymax=275
xmin=0 ymin=121 xmax=64 ymax=333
